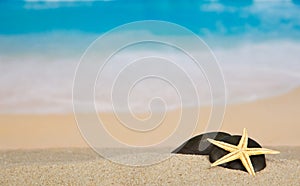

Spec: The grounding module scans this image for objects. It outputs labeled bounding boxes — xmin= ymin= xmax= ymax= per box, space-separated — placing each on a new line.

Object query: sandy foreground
xmin=0 ymin=147 xmax=299 ymax=185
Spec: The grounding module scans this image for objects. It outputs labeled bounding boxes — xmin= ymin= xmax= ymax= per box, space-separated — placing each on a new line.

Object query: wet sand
xmin=0 ymin=88 xmax=300 ymax=149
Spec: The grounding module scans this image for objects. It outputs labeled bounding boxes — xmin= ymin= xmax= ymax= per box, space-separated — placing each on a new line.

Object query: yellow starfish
xmin=207 ymin=128 xmax=280 ymax=176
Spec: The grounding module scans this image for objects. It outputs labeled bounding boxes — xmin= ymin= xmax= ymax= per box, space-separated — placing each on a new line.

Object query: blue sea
xmin=1 ymin=0 xmax=300 ymax=113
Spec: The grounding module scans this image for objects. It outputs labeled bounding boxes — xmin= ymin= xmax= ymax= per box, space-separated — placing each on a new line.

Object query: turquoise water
xmin=1 ymin=0 xmax=300 ymax=113
xmin=1 ymin=0 xmax=300 ymax=37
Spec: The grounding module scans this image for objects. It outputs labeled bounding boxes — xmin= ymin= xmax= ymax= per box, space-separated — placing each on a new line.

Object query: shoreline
xmin=0 ymin=87 xmax=300 ymax=149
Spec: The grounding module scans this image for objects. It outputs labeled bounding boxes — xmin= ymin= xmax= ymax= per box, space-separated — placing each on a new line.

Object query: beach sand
xmin=0 ymin=88 xmax=300 ymax=184
xmin=0 ymin=147 xmax=299 ymax=185
xmin=1 ymin=88 xmax=300 ymax=149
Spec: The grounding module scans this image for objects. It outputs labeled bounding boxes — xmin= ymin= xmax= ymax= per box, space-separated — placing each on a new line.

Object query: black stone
xmin=209 ymin=135 xmax=266 ymax=173
xmin=172 ymin=132 xmax=231 ymax=155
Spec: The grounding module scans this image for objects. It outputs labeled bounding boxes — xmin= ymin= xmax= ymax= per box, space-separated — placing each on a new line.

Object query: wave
xmin=0 ymin=32 xmax=299 ymax=113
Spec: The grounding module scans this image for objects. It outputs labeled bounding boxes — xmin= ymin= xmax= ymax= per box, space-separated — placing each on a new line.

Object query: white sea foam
xmin=0 ymin=32 xmax=299 ymax=113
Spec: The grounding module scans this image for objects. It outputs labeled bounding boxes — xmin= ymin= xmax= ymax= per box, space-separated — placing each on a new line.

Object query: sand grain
xmin=0 ymin=148 xmax=299 ymax=185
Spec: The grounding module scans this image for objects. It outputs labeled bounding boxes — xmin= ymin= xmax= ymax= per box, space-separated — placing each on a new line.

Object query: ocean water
xmin=1 ymin=0 xmax=300 ymax=113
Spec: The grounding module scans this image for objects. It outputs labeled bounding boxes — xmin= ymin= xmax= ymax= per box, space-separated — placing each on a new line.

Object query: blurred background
xmin=0 ymin=0 xmax=300 ymax=149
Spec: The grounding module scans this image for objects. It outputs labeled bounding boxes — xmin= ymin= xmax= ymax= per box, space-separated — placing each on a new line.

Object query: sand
xmin=0 ymin=147 xmax=299 ymax=185
xmin=0 ymin=88 xmax=300 ymax=184
xmin=1 ymin=88 xmax=300 ymax=149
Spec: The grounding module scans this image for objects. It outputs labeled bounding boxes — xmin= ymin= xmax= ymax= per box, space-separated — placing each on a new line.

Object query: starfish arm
xmin=238 ymin=128 xmax=248 ymax=149
xmin=207 ymin=139 xmax=238 ymax=152
xmin=211 ymin=151 xmax=240 ymax=167
xmin=240 ymin=152 xmax=256 ymax=176
xmin=246 ymin=148 xmax=280 ymax=156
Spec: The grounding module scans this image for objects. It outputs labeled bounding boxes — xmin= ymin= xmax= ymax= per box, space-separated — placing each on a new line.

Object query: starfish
xmin=207 ymin=128 xmax=280 ymax=176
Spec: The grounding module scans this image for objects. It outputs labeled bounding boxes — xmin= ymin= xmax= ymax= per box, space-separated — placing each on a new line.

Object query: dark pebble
xmin=172 ymin=132 xmax=231 ymax=155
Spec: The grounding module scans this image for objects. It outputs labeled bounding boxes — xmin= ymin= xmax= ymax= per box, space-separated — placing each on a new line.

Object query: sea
xmin=1 ymin=0 xmax=300 ymax=114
